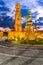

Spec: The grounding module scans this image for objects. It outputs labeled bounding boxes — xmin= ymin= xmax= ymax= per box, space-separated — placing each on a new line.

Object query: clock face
xmin=18 ymin=18 xmax=20 ymax=21
xmin=16 ymin=10 xmax=19 ymax=12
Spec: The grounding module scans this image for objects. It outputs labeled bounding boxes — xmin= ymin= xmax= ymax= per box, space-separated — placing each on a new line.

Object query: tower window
xmin=18 ymin=18 xmax=20 ymax=20
xmin=16 ymin=10 xmax=19 ymax=12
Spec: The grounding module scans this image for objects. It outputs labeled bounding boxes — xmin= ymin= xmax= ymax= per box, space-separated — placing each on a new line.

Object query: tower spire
xmin=26 ymin=9 xmax=32 ymax=24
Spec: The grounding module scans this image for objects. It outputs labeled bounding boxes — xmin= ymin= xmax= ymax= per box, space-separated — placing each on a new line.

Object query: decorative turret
xmin=25 ymin=9 xmax=35 ymax=40
xmin=26 ymin=9 xmax=32 ymax=32
xmin=26 ymin=9 xmax=32 ymax=24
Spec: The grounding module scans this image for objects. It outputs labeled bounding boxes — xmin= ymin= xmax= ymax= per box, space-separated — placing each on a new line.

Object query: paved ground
xmin=0 ymin=44 xmax=43 ymax=65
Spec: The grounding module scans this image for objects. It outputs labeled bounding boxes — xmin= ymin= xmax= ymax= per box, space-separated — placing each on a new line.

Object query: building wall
xmin=14 ymin=31 xmax=26 ymax=39
xmin=8 ymin=30 xmax=26 ymax=40
xmin=0 ymin=31 xmax=3 ymax=38
xmin=8 ymin=30 xmax=14 ymax=40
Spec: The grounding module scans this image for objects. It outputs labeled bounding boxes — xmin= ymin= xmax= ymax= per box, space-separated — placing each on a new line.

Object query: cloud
xmin=1 ymin=0 xmax=43 ymax=24
xmin=22 ymin=17 xmax=26 ymax=23
xmin=36 ymin=7 xmax=43 ymax=19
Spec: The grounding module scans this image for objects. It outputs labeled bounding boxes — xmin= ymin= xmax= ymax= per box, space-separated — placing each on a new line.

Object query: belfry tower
xmin=14 ymin=3 xmax=22 ymax=32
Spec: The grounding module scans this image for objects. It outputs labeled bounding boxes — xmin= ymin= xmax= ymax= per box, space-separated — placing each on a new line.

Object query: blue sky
xmin=0 ymin=0 xmax=43 ymax=28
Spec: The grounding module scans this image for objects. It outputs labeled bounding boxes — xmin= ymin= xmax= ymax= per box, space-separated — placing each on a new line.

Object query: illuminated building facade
xmin=8 ymin=3 xmax=26 ymax=40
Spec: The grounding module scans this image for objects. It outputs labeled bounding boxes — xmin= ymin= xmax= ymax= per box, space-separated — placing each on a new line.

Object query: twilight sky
xmin=0 ymin=0 xmax=43 ymax=28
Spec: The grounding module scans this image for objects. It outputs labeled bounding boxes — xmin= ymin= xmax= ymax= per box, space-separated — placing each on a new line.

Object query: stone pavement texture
xmin=0 ymin=45 xmax=43 ymax=65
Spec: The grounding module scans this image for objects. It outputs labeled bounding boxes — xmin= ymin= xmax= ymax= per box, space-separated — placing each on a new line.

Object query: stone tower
xmin=14 ymin=3 xmax=22 ymax=32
